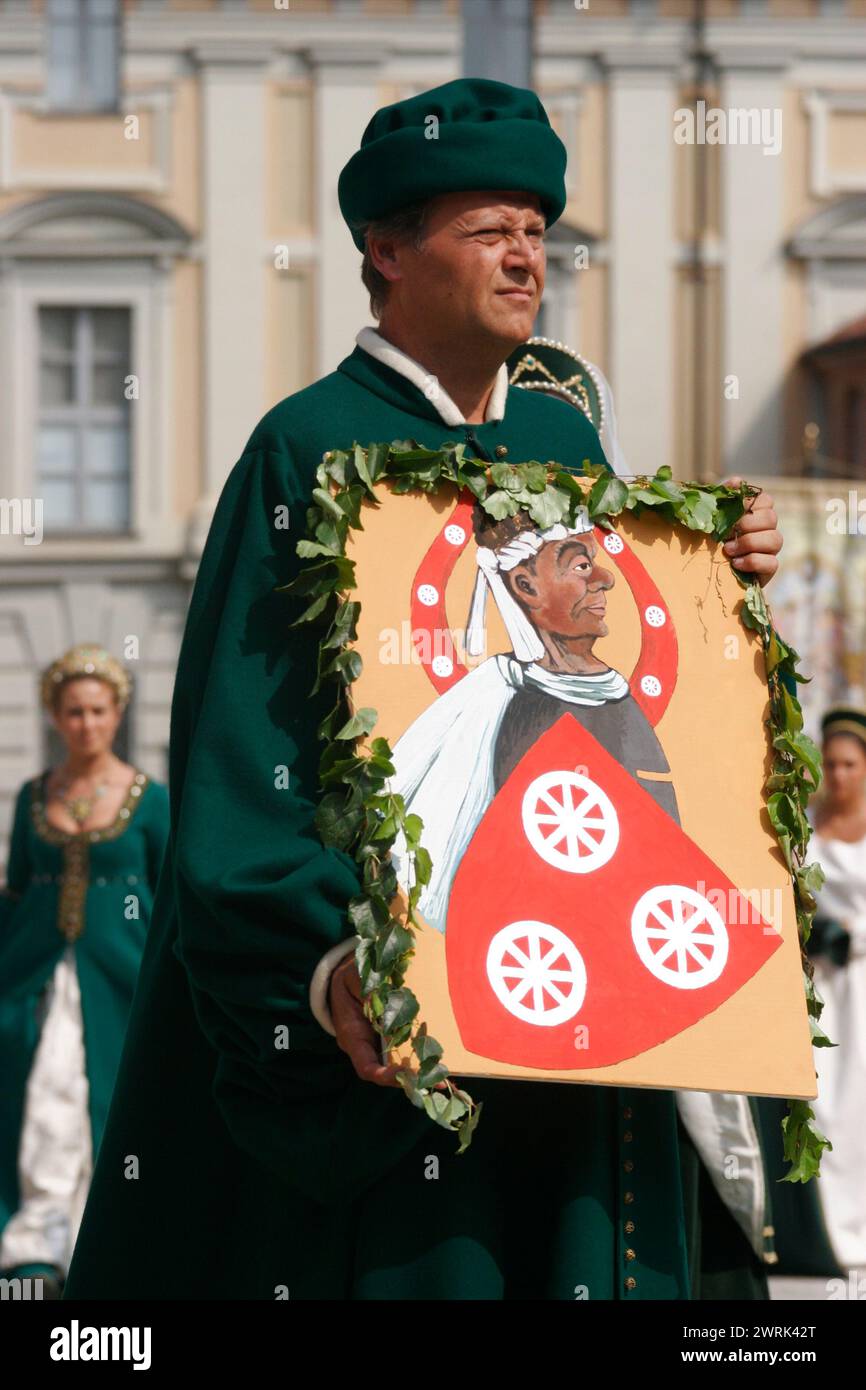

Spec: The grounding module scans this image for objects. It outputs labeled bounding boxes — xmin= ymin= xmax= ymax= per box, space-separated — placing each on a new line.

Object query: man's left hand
xmin=721 ymin=477 xmax=782 ymax=587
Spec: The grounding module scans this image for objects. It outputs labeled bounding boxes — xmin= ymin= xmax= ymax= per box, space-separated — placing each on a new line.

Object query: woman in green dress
xmin=0 ymin=644 xmax=169 ymax=1292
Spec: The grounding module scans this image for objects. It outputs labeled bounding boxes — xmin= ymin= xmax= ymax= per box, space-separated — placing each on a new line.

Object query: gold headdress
xmin=507 ymin=337 xmax=605 ymax=436
xmin=40 ymin=644 xmax=132 ymax=712
xmin=821 ymin=706 xmax=866 ymax=752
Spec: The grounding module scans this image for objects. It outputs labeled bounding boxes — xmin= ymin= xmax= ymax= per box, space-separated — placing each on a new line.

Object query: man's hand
xmin=328 ymin=955 xmax=403 ymax=1087
xmin=721 ymin=477 xmax=782 ymax=587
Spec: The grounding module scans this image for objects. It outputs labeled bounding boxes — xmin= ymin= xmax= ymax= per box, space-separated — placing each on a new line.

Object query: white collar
xmin=356 ymin=326 xmax=509 ymax=427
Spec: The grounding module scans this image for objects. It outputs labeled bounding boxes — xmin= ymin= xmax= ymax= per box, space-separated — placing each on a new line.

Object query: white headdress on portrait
xmin=465 ymin=505 xmax=595 ymax=663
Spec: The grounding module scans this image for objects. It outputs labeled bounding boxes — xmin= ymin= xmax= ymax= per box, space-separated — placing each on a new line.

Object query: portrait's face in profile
xmin=504 ymin=531 xmax=615 ymax=642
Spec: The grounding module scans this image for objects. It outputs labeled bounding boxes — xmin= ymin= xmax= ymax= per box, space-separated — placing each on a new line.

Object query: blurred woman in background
xmin=0 ymin=644 xmax=169 ymax=1295
xmin=808 ymin=707 xmax=866 ymax=1273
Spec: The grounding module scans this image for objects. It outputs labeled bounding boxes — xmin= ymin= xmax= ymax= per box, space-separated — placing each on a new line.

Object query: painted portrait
xmin=347 ymin=483 xmax=815 ymax=1096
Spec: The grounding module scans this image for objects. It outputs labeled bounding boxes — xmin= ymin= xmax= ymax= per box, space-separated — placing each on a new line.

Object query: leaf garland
xmin=283 ymin=443 xmax=831 ymax=1179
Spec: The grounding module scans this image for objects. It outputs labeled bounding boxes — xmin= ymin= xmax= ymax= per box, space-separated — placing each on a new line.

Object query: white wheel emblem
xmin=486 ymin=921 xmax=587 ymax=1026
xmin=522 ymin=770 xmax=619 ymax=873
xmin=444 ymin=524 xmax=466 ymax=545
xmin=631 ymin=885 xmax=729 ymax=989
xmin=604 ymin=533 xmax=624 ymax=554
xmin=645 ymin=605 xmax=666 ymax=627
xmin=640 ymin=674 xmax=661 ymax=697
xmin=417 ymin=583 xmax=439 ymax=607
xmin=431 ymin=654 xmax=453 ymax=677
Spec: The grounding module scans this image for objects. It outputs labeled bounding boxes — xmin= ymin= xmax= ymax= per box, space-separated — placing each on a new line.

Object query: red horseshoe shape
xmin=408 ymin=488 xmax=678 ymax=726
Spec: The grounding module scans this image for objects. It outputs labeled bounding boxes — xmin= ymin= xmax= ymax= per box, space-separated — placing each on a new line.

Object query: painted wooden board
xmin=346 ymin=480 xmax=816 ymax=1099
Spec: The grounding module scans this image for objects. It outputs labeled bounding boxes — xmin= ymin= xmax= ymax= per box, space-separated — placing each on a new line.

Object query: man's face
xmin=506 ymin=532 xmax=614 ymax=642
xmin=383 ymin=190 xmax=546 ymax=350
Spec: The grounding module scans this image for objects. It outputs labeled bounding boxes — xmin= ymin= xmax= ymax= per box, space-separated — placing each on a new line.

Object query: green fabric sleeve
xmin=165 ymin=443 xmax=434 ymax=1203
xmin=142 ymin=782 xmax=170 ymax=895
xmin=169 ymin=442 xmax=365 ymax=1060
xmin=1 ymin=784 xmax=32 ymax=932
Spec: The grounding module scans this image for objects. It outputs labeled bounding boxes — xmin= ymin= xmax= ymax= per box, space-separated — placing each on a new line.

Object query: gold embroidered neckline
xmin=32 ymin=769 xmax=150 ymax=845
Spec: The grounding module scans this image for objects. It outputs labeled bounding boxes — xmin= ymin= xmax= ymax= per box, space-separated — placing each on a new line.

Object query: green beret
xmin=339 ymin=78 xmax=567 ymax=251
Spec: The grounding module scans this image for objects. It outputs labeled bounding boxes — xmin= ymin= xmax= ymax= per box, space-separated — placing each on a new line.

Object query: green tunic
xmin=63 ymin=345 xmax=766 ymax=1300
xmin=0 ymin=771 xmax=169 ymax=1240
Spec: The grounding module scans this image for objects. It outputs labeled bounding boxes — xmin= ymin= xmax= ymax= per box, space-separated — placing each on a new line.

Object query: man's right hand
xmin=328 ymin=955 xmax=404 ymax=1087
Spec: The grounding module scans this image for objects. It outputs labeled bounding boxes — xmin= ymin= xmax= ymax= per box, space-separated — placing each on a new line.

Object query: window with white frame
xmin=46 ymin=0 xmax=121 ymax=114
xmin=37 ymin=305 xmax=132 ymax=534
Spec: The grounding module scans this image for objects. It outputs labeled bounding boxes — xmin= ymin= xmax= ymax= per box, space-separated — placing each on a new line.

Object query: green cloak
xmin=63 ymin=345 xmax=767 ymax=1300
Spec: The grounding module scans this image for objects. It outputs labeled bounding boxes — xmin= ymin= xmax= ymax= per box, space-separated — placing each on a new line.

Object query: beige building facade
xmin=1 ymin=0 xmax=866 ymax=838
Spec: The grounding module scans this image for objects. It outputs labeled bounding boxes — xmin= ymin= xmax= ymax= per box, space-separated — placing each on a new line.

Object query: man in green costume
xmin=65 ymin=79 xmax=784 ymax=1301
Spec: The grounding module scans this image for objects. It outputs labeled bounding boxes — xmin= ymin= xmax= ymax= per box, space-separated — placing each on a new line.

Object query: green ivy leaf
xmin=412 ymin=845 xmax=432 ymax=888
xmin=527 ymin=486 xmax=569 ymax=530
xmin=319 ymin=648 xmax=363 ymax=685
xmin=677 ymin=489 xmax=716 ymax=533
xmin=781 ymin=1101 xmax=832 ymax=1184
xmin=416 ymin=1058 xmax=449 ymax=1090
xmin=334 ymin=484 xmax=366 ymax=530
xmin=456 ymin=1100 xmax=484 ymax=1154
xmin=376 ymin=921 xmax=415 ymax=973
xmin=319 ymin=449 xmax=351 ymax=488
xmin=809 ymin=1016 xmax=836 ymax=1048
xmin=348 ymin=895 xmax=389 ymax=939
xmin=587 ymin=474 xmax=629 ymax=518
xmin=712 ymin=495 xmax=747 ymax=540
xmin=289 ymin=592 xmax=331 ymax=627
xmin=780 ymin=686 xmax=805 ymax=735
xmin=521 ymin=462 xmax=549 ymax=493
xmin=365 ymin=441 xmax=389 ymax=483
xmin=379 ymin=987 xmax=420 ymax=1036
xmin=296 ymin=539 xmax=343 ymax=559
xmin=490 ymin=462 xmax=522 ymax=493
xmin=411 ymin=1025 xmax=443 ymax=1065
xmin=796 ymin=861 xmax=826 ymax=898
xmin=773 ymin=730 xmax=822 ymax=787
xmin=322 ymin=600 xmax=360 ymax=651
xmin=350 ymin=444 xmax=376 ymax=497
xmin=742 ymin=583 xmax=771 ymax=631
xmin=335 ymin=707 xmax=377 ymax=740
xmin=482 ymin=489 xmax=520 ymax=521
xmin=314 ymin=793 xmax=363 ymax=850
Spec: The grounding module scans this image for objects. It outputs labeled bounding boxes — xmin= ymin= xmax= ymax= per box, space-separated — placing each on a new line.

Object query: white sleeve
xmin=587 ymin=360 xmax=629 ymax=478
xmin=308 ymin=937 xmax=357 ymax=1036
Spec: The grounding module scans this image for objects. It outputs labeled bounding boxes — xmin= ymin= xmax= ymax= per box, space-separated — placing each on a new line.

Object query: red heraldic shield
xmin=445 ymin=714 xmax=782 ymax=1070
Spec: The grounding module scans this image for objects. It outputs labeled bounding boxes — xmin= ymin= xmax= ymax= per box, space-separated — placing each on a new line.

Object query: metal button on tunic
xmin=614 ymin=1086 xmax=691 ymax=1299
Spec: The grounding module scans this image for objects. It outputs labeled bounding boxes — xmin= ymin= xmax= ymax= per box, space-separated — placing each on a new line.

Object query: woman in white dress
xmin=809 ymin=706 xmax=866 ymax=1272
